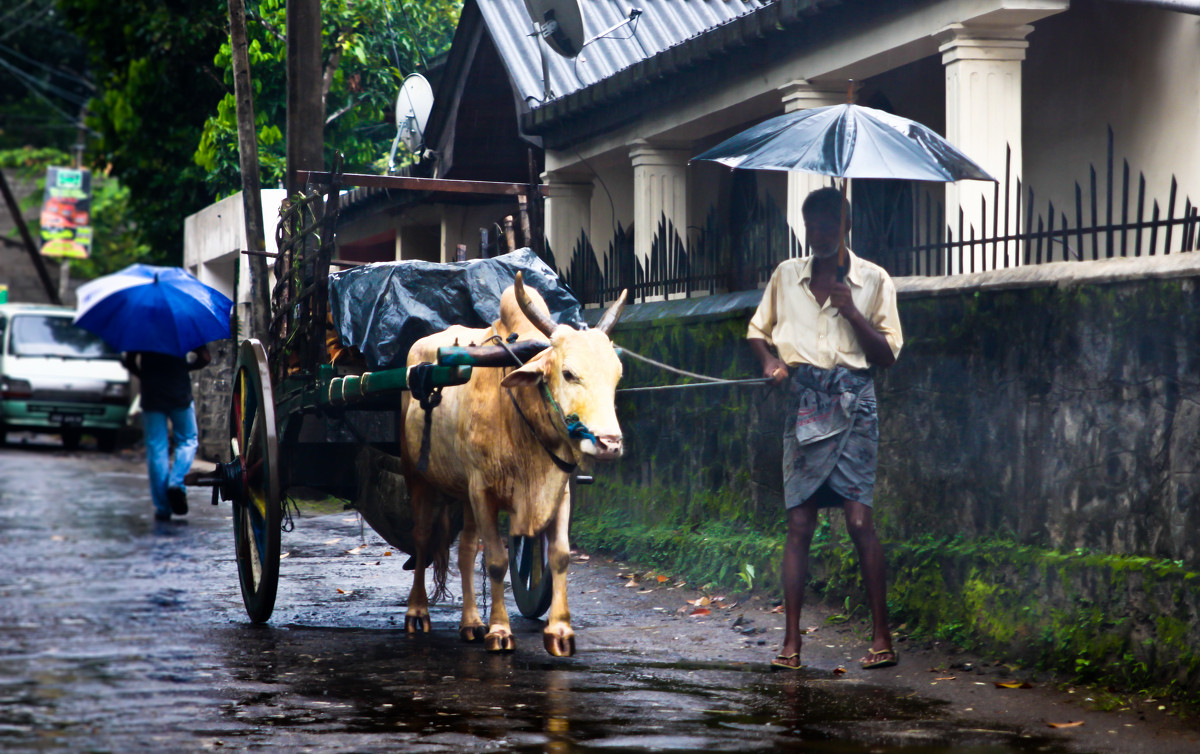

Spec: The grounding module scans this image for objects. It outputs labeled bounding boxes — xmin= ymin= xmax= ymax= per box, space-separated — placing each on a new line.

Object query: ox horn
xmin=595 ymin=289 xmax=628 ymax=335
xmin=514 ymin=271 xmax=558 ymax=337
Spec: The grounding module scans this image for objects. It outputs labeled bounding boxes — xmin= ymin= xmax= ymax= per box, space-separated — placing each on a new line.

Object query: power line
xmin=0 ymin=41 xmax=94 ymax=92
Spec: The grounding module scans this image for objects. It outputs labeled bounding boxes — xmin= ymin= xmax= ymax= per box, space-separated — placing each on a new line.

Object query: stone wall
xmin=192 ymin=338 xmax=236 ymax=462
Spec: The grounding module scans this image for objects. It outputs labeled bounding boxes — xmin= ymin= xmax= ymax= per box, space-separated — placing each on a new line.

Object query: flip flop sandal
xmin=860 ymin=648 xmax=898 ymax=669
xmin=770 ymin=653 xmax=804 ymax=671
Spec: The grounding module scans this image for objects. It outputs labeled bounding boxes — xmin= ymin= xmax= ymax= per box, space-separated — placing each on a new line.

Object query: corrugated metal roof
xmin=477 ymin=0 xmax=770 ymax=108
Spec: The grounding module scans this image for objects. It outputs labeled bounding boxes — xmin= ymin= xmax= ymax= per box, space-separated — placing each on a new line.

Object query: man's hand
xmin=749 ymin=338 xmax=789 ymax=383
xmin=828 ymin=282 xmax=858 ymax=317
xmin=763 ymin=356 xmax=788 ymax=383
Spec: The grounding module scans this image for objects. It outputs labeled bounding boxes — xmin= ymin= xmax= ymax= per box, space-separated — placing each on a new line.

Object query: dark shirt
xmin=127 ymin=352 xmax=195 ymax=411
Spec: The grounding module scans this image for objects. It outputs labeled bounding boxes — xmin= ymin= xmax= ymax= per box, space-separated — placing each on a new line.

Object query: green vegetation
xmin=573 ymin=481 xmax=1200 ymax=703
xmin=194 ymin=0 xmax=460 ymax=194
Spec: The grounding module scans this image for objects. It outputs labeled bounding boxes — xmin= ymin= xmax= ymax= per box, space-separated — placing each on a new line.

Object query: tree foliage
xmin=195 ymin=0 xmax=460 ymax=196
xmin=57 ymin=0 xmax=230 ymax=266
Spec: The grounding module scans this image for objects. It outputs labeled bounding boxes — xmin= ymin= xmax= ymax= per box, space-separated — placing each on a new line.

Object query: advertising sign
xmin=39 ymin=166 xmax=92 ymax=259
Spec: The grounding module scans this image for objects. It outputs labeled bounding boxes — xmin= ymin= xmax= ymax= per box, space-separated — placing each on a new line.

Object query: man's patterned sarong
xmin=782 ymin=364 xmax=879 ymax=509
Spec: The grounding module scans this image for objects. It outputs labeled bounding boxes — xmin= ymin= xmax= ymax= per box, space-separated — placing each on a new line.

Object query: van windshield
xmin=8 ymin=314 xmax=120 ymax=359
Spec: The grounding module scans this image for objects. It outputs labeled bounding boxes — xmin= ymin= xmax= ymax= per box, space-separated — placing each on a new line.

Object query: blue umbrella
xmin=74 ymin=264 xmax=233 ymax=357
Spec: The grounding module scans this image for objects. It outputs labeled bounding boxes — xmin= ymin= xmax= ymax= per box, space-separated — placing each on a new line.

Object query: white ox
xmin=400 ymin=273 xmax=627 ymax=656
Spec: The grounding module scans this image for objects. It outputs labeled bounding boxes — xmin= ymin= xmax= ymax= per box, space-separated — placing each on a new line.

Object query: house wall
xmin=1024 ymin=1 xmax=1200 ymax=259
xmin=574 ymin=253 xmax=1200 ymax=694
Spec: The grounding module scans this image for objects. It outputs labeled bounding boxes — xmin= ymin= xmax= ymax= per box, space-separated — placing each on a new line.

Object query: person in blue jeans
xmin=122 ymin=347 xmax=212 ymax=521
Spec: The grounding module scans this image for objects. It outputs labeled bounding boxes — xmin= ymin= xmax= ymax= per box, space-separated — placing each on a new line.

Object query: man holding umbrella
xmin=748 ymin=187 xmax=903 ymax=671
xmin=74 ymin=263 xmax=233 ymax=523
xmin=122 ymin=347 xmax=211 ymax=521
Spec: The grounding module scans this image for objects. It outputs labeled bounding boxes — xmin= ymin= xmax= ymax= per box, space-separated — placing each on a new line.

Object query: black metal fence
xmin=555 ymin=128 xmax=1200 ymax=306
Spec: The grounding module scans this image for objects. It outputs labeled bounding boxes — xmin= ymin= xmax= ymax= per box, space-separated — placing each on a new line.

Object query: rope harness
xmin=407 ymin=362 xmax=445 ymax=472
xmin=617 ymin=347 xmax=775 ymax=393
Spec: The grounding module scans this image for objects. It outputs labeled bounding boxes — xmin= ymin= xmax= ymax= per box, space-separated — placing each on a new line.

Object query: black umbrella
xmin=692 ymin=103 xmax=997 ymax=271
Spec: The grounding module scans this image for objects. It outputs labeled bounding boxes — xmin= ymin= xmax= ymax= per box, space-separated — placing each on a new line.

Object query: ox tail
xmin=429 ymin=504 xmax=454 ymax=604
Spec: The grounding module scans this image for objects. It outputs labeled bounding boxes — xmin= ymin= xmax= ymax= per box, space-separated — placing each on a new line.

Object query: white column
xmin=629 ymin=141 xmax=690 ymax=277
xmin=780 ymin=80 xmax=846 ymax=257
xmin=938 ymin=23 xmax=1032 ymax=271
xmin=541 ymin=175 xmax=593 ymax=275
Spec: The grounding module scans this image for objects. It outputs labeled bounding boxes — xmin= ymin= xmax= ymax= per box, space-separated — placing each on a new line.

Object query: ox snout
xmin=584 ymin=433 xmax=623 ymax=461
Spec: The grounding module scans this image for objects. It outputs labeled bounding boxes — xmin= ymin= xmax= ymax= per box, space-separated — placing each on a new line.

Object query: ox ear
xmin=500 ymin=350 xmax=551 ymax=388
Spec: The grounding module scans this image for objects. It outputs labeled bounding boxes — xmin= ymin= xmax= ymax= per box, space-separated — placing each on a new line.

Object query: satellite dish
xmin=523 ymin=0 xmax=586 ymax=58
xmin=395 ymin=73 xmax=434 ymax=153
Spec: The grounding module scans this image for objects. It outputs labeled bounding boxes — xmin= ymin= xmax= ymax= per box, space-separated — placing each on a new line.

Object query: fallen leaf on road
xmin=341 ymin=517 xmax=358 ymax=523
xmin=833 ymin=666 xmax=847 ymax=675
xmin=770 ymin=605 xmax=785 ymax=613
xmin=323 ymin=538 xmax=342 ymax=545
xmin=575 ymin=554 xmax=590 ymax=561
xmin=674 ymin=581 xmax=687 ymax=588
xmin=51 ymin=535 xmax=65 ymax=542
xmin=280 ymin=552 xmax=290 ymax=559
xmin=383 ymin=551 xmax=392 ymax=556
xmin=935 ymin=676 xmax=957 ymax=681
xmin=688 ymin=596 xmax=712 ymax=607
xmin=1046 ymin=721 xmax=1084 ymax=728
xmin=690 ymin=607 xmax=712 ymax=617
xmin=584 ymin=589 xmax=599 ymax=594
xmin=336 ymin=588 xmax=346 ymax=594
xmin=346 ymin=545 xmax=367 ymax=554
xmin=995 ymin=681 xmax=1033 ymax=689
xmin=637 ymin=589 xmax=653 ymax=594
xmin=657 ymin=575 xmax=669 ymax=583
xmin=624 ymin=579 xmax=639 ymax=588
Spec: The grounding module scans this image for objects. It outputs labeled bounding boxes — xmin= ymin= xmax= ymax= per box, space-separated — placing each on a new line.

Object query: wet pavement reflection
xmin=0 ymin=442 xmax=1075 ymax=752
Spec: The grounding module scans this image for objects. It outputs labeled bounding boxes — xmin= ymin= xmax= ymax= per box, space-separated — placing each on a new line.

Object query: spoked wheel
xmin=229 ymin=339 xmax=281 ymax=623
xmin=509 ymin=533 xmax=554 ymax=618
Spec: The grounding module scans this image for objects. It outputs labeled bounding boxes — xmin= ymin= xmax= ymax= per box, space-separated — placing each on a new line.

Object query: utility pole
xmin=286 ymin=0 xmax=324 ymax=196
xmin=228 ymin=0 xmax=271 ymax=341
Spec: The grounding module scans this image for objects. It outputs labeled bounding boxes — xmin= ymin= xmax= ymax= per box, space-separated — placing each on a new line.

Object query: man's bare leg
xmin=778 ymin=502 xmax=819 ymax=668
xmin=843 ymin=499 xmax=893 ymax=656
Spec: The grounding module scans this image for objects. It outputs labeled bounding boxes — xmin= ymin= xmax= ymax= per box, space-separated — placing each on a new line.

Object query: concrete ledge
xmin=896 ymin=251 xmax=1200 ymax=298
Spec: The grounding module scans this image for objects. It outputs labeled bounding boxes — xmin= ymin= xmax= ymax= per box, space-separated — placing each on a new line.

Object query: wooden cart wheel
xmin=509 ymin=533 xmax=554 ymax=618
xmin=229 ymin=339 xmax=282 ymax=623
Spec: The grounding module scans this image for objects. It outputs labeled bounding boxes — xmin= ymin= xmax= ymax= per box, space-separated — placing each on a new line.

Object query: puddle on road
xmin=204 ymin=625 xmax=1070 ymax=753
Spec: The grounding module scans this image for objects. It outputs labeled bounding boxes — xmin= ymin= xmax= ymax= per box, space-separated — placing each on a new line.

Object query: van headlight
xmin=103 ymin=381 xmax=130 ymax=403
xmin=0 ymin=377 xmax=33 ymax=400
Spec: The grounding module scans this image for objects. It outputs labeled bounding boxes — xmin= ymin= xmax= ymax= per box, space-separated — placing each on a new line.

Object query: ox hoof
xmin=543 ymin=631 xmax=576 ymax=657
xmin=405 ymin=615 xmax=431 ymax=634
xmin=484 ymin=631 xmax=517 ymax=653
xmin=459 ymin=624 xmax=486 ymax=643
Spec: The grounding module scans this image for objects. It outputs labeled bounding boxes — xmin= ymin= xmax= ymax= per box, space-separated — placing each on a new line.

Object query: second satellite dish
xmin=395 ymin=73 xmax=434 ymax=152
xmin=523 ymin=0 xmax=586 ymax=58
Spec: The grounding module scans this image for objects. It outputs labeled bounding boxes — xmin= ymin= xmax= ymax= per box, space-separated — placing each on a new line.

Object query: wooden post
xmin=286 ymin=0 xmax=324 ymax=196
xmin=228 ymin=0 xmax=271 ymax=341
xmin=518 ymin=194 xmax=532 ymax=249
xmin=504 ymin=215 xmax=516 ymax=252
xmin=455 ymin=243 xmax=467 ymax=262
xmin=0 ymin=170 xmax=60 ymax=305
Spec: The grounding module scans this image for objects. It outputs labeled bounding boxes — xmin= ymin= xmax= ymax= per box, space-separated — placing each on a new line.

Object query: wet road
xmin=0 ymin=440 xmax=1080 ymax=753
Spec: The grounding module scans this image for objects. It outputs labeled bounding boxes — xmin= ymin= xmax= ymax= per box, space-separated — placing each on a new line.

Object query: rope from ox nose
xmin=616 ymin=347 xmax=775 ymax=393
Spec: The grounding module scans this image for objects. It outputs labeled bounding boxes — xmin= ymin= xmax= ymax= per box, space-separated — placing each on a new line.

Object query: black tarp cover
xmin=327 ymin=249 xmax=584 ymax=370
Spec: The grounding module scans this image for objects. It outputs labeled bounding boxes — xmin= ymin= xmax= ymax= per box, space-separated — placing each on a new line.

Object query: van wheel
xmin=96 ymin=431 xmax=118 ymax=452
xmin=61 ymin=428 xmax=82 ymax=450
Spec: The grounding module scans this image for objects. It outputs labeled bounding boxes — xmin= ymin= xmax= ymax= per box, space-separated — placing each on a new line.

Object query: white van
xmin=0 ymin=304 xmax=131 ymax=450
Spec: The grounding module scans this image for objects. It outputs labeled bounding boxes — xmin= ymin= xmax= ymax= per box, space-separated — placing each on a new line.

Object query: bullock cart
xmin=197 ymin=167 xmax=582 ymax=627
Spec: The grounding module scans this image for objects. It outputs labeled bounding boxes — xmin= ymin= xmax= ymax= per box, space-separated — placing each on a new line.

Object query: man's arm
xmin=186 ymin=346 xmax=212 ymax=371
xmin=828 ymin=284 xmax=896 ymax=368
xmin=120 ymin=352 xmax=141 ymax=377
xmin=749 ymin=338 xmax=789 ymax=383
